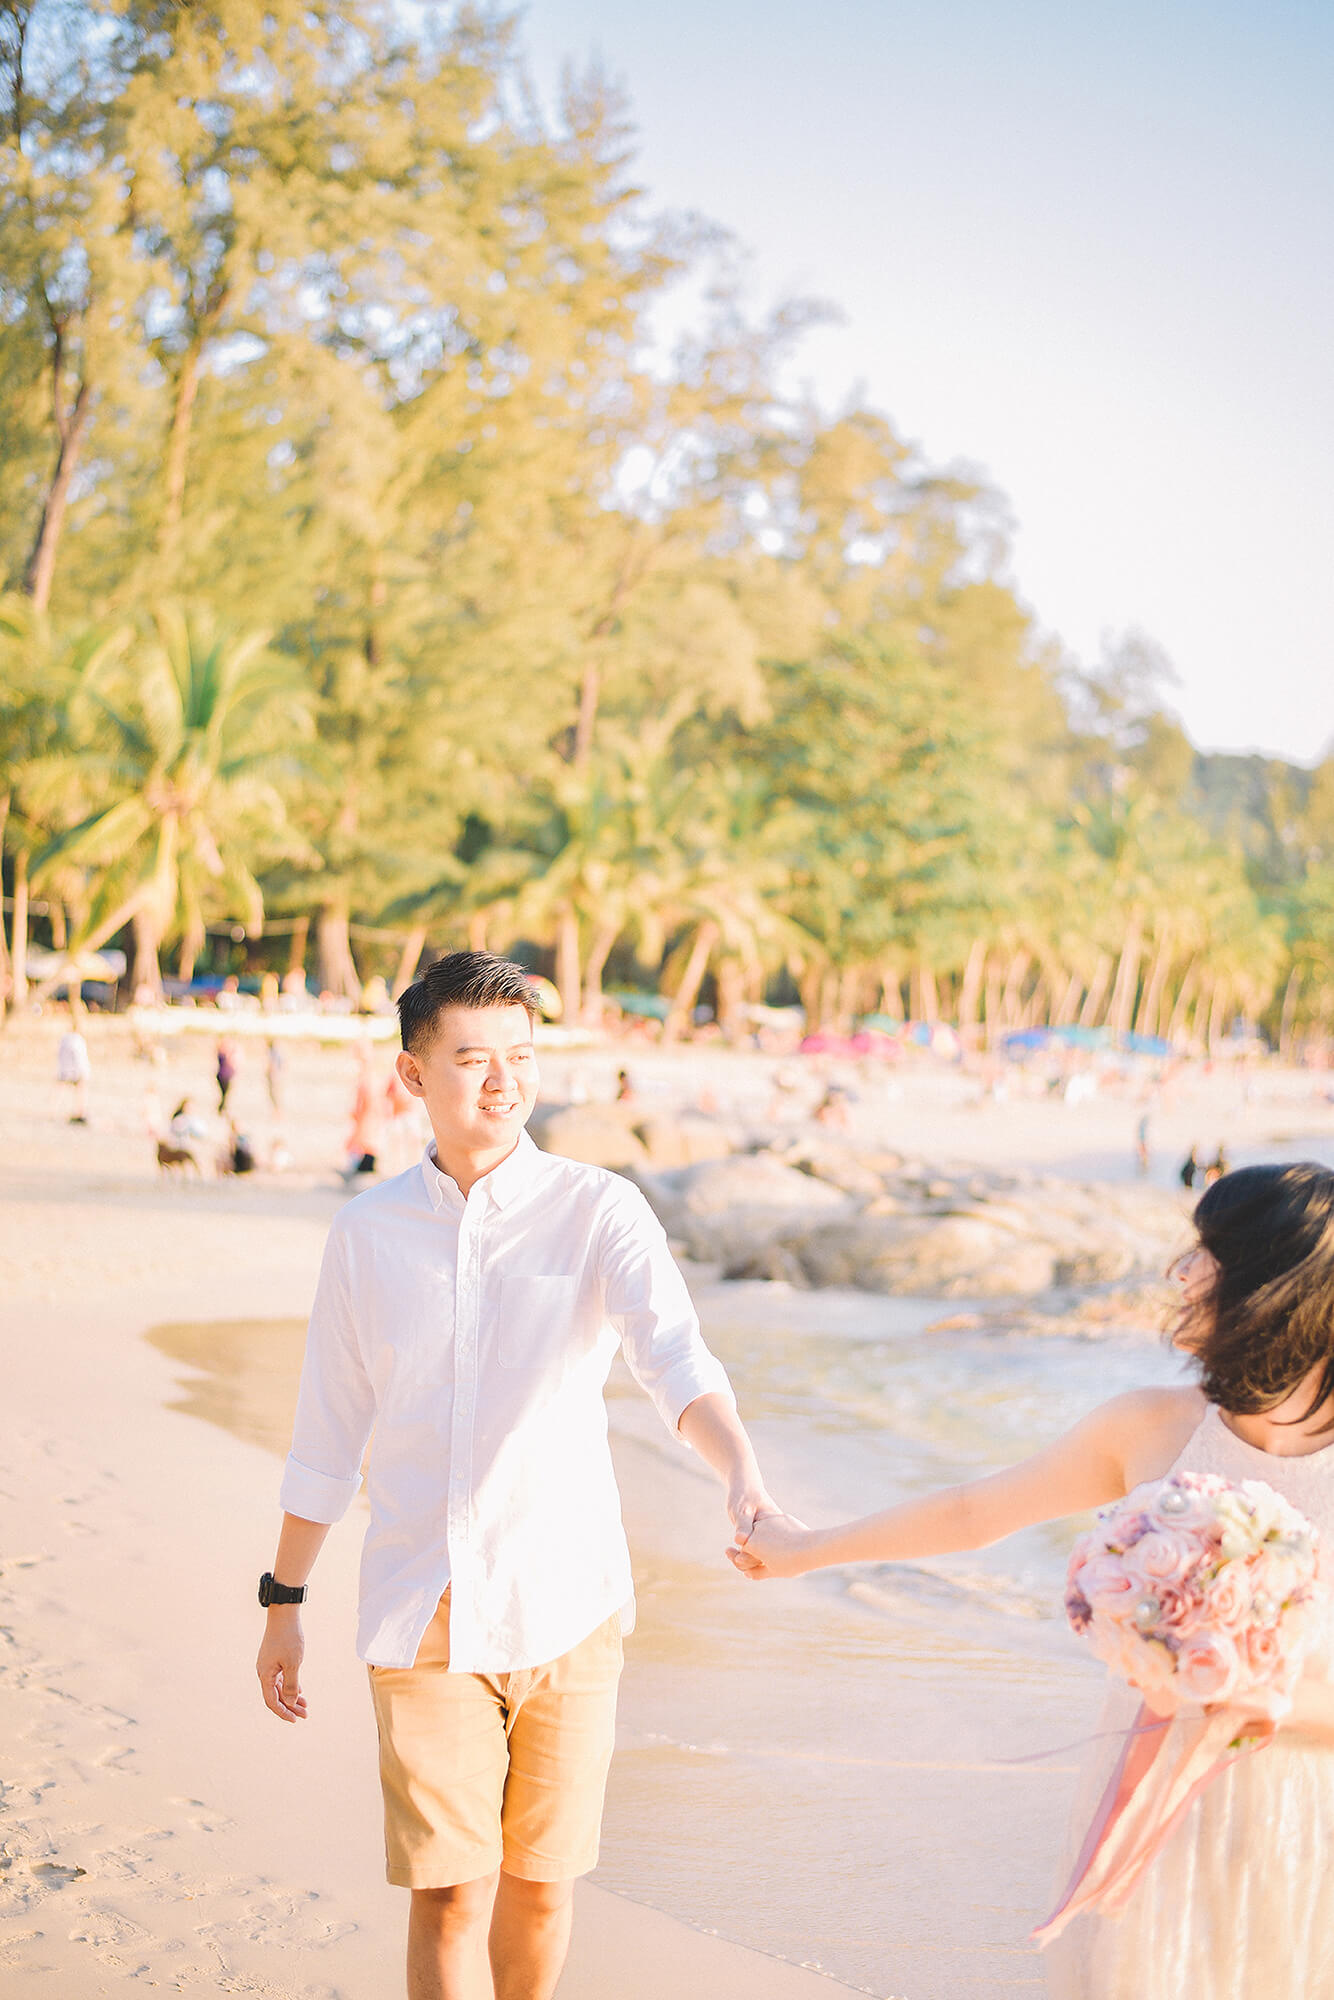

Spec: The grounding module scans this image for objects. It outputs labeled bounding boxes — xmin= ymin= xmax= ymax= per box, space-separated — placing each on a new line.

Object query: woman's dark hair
xmin=398 ymin=951 xmax=537 ymax=1056
xmin=1182 ymin=1163 xmax=1334 ymax=1429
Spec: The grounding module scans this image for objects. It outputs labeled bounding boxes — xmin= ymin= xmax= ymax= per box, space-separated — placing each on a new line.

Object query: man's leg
xmin=407 ymin=1873 xmax=498 ymax=2000
xmin=488 ymin=1874 xmax=574 ymax=2000
xmin=491 ymin=1614 xmax=623 ymax=2000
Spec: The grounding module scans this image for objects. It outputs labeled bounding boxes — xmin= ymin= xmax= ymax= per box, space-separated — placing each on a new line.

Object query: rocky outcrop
xmin=638 ymin=1153 xmax=1186 ymax=1300
xmin=532 ymin=1105 xmax=1188 ymax=1304
xmin=530 ymin=1103 xmax=738 ymax=1174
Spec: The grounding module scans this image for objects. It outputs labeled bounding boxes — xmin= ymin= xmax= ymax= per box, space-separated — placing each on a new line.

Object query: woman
xmin=735 ymin=1164 xmax=1334 ymax=1997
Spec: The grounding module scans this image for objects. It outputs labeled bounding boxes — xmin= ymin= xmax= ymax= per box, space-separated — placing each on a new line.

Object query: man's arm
xmin=677 ymin=1391 xmax=778 ymax=1540
xmin=255 ymin=1514 xmax=331 ymax=1723
xmin=258 ymin=1222 xmax=375 ymax=1722
xmin=600 ymin=1186 xmax=778 ymax=1540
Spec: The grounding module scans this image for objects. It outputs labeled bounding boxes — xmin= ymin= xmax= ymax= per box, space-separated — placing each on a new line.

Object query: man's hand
xmin=256 ymin=1608 xmax=308 ymax=1723
xmin=727 ymin=1511 xmax=817 ymax=1581
xmin=726 ymin=1478 xmax=782 ymax=1547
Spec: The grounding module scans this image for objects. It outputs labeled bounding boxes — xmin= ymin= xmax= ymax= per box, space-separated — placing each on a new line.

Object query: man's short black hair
xmin=398 ymin=951 xmax=538 ymax=1056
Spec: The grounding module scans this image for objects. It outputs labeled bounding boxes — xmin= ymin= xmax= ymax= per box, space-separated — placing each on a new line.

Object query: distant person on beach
xmin=614 ymin=1066 xmax=636 ymax=1105
xmin=256 ymin=951 xmax=776 ymax=2000
xmin=265 ymin=1039 xmax=286 ymax=1116
xmin=216 ymin=1037 xmax=237 ymax=1112
xmin=343 ymin=1044 xmax=380 ymax=1177
xmin=220 ymin=1121 xmax=256 ymax=1175
xmin=734 ymin=1164 xmax=1334 ymax=1998
xmin=168 ymin=1097 xmax=207 ymax=1147
xmin=56 ymin=1023 xmax=91 ymax=1123
xmin=1134 ymin=1112 xmax=1151 ymax=1176
xmin=1205 ymin=1144 xmax=1230 ymax=1186
xmin=1179 ymin=1146 xmax=1200 ymax=1189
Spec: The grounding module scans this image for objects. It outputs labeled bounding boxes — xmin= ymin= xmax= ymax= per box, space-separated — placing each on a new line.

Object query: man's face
xmin=396 ymin=1003 xmax=539 ymax=1158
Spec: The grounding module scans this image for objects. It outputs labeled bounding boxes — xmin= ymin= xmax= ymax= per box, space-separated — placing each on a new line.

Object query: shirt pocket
xmin=498 ymin=1274 xmax=581 ymax=1371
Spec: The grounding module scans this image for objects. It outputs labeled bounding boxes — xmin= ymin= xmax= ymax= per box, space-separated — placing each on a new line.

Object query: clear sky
xmin=519 ymin=0 xmax=1334 ymax=765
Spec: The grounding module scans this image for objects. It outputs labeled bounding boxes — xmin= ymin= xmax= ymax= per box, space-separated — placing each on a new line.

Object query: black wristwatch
xmin=258 ymin=1572 xmax=307 ymax=1608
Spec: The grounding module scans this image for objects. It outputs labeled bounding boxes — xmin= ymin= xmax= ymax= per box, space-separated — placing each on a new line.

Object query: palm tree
xmin=31 ymin=605 xmax=308 ymax=993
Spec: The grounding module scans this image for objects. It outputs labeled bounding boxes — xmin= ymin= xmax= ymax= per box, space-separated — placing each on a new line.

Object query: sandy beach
xmin=3 ymin=1016 xmax=1333 ymax=1998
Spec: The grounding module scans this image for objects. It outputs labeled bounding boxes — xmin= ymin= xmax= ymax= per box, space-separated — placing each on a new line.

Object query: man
xmin=256 ymin=952 xmax=775 ymax=2000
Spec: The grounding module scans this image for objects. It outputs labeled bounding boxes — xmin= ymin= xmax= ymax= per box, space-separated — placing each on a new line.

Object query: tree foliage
xmin=0 ymin=0 xmax=1328 ymax=1046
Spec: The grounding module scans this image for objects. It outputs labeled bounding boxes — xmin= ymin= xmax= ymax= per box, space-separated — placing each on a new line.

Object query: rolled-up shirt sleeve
xmin=279 ymin=1220 xmax=375 ymax=1523
xmin=599 ymin=1183 xmax=735 ymax=1434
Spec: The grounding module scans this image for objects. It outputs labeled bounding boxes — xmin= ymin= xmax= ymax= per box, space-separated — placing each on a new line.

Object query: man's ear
xmin=396 ymin=1048 xmax=426 ymax=1099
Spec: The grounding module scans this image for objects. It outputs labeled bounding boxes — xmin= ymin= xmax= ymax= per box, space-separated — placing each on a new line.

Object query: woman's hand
xmin=727 ymin=1511 xmax=817 ymax=1580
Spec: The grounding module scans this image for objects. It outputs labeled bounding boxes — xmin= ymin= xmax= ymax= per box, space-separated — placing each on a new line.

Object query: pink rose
xmin=1244 ymin=1623 xmax=1286 ymax=1687
xmin=1076 ymin=1553 xmax=1136 ymax=1613
xmin=1146 ymin=1582 xmax=1198 ymax=1637
xmin=1175 ymin=1631 xmax=1242 ymax=1704
xmin=1202 ymin=1563 xmax=1252 ymax=1634
xmin=1132 ymin=1529 xmax=1199 ymax=1586
xmin=1147 ymin=1474 xmax=1225 ymax=1535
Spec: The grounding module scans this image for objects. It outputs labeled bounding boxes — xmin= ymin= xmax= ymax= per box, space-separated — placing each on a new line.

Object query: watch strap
xmin=258 ymin=1571 xmax=307 ymax=1607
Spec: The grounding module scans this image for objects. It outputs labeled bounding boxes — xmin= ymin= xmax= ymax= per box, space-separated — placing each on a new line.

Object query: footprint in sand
xmin=170 ymin=1796 xmax=236 ymax=1834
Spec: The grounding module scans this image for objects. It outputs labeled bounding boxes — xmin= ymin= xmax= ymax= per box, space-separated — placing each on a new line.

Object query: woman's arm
xmin=730 ymin=1388 xmax=1188 ymax=1580
xmin=1284 ymin=1678 xmax=1334 ymax=1745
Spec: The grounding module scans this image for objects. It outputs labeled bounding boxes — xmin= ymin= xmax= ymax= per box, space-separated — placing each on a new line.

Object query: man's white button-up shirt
xmin=279 ymin=1131 xmax=735 ymax=1672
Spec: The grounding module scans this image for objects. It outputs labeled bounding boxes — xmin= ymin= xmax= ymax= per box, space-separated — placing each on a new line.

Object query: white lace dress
xmin=1045 ymin=1404 xmax=1334 ymax=2000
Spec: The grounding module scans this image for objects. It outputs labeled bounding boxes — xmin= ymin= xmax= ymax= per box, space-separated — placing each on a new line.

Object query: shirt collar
xmin=420 ymin=1127 xmax=544 ymax=1213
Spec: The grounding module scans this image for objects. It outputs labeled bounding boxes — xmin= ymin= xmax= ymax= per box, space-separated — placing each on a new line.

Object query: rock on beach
xmin=531 ymin=1108 xmax=1190 ymax=1306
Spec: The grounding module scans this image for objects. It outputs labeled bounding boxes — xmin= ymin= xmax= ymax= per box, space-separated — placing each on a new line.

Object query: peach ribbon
xmin=1031 ymin=1701 xmax=1259 ymax=1945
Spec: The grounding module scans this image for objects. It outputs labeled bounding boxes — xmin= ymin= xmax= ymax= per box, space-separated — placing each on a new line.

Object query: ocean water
xmin=595 ymin=1284 xmax=1192 ymax=1998
xmin=148 ymin=1290 xmax=1191 ymax=1998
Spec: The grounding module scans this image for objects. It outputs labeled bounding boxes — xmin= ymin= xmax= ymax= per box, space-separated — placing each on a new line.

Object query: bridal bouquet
xmin=1064 ymin=1470 xmax=1319 ymax=1717
xmin=1035 ymin=1470 xmax=1321 ymax=1943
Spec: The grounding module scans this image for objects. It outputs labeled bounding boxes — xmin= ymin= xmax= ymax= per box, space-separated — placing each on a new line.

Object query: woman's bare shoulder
xmin=1088 ymin=1384 xmax=1206 ymax=1483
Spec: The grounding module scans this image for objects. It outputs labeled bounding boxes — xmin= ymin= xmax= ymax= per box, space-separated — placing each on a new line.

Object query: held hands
xmin=256 ymin=1608 xmax=308 ymax=1723
xmin=726 ymin=1476 xmax=783 ymax=1548
xmin=727 ymin=1510 xmax=817 ymax=1581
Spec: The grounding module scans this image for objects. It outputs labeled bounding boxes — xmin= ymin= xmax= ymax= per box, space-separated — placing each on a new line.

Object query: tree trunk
xmin=573 ymin=663 xmax=599 ymax=768
xmin=662 ymin=920 xmax=718 ymax=1043
xmin=9 ymin=845 xmax=29 ymax=1013
xmin=158 ymin=338 xmax=203 ymax=564
xmin=175 ymin=909 xmax=206 ymax=985
xmin=801 ymin=962 xmax=825 ymax=1030
xmin=1207 ymin=976 xmax=1230 ymax=1053
xmin=1053 ymin=968 xmax=1083 ymax=1026
xmin=983 ymin=961 xmax=1004 ymax=1047
xmin=715 ymin=957 xmax=745 ymax=1038
xmin=1079 ymin=952 xmax=1113 ymax=1029
xmin=392 ymin=924 xmax=427 ymax=999
xmin=24 ymin=375 xmax=93 ymax=613
xmin=48 ymin=898 xmax=67 ymax=949
xmin=1280 ymin=968 xmax=1296 ymax=1064
xmin=918 ymin=960 xmax=939 ymax=1025
xmin=1166 ymin=961 xmax=1198 ymax=1046
xmin=1135 ymin=933 xmax=1172 ymax=1038
xmin=287 ymin=913 xmax=309 ymax=977
xmin=316 ymin=901 xmax=361 ymax=1002
xmin=1107 ymin=915 xmax=1144 ymax=1041
xmin=581 ymin=918 xmax=620 ymax=1023
xmin=835 ymin=965 xmax=860 ymax=1032
xmin=555 ymin=908 xmax=581 ymax=1023
xmin=957 ymin=938 xmax=986 ymax=1042
xmin=0 ymin=791 xmax=9 ymax=1022
xmin=1000 ymin=949 xmax=1031 ymax=1028
xmin=132 ymin=908 xmax=163 ymax=997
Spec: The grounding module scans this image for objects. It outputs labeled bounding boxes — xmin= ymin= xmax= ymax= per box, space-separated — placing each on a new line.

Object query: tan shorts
xmin=368 ymin=1593 xmax=623 ymax=1888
